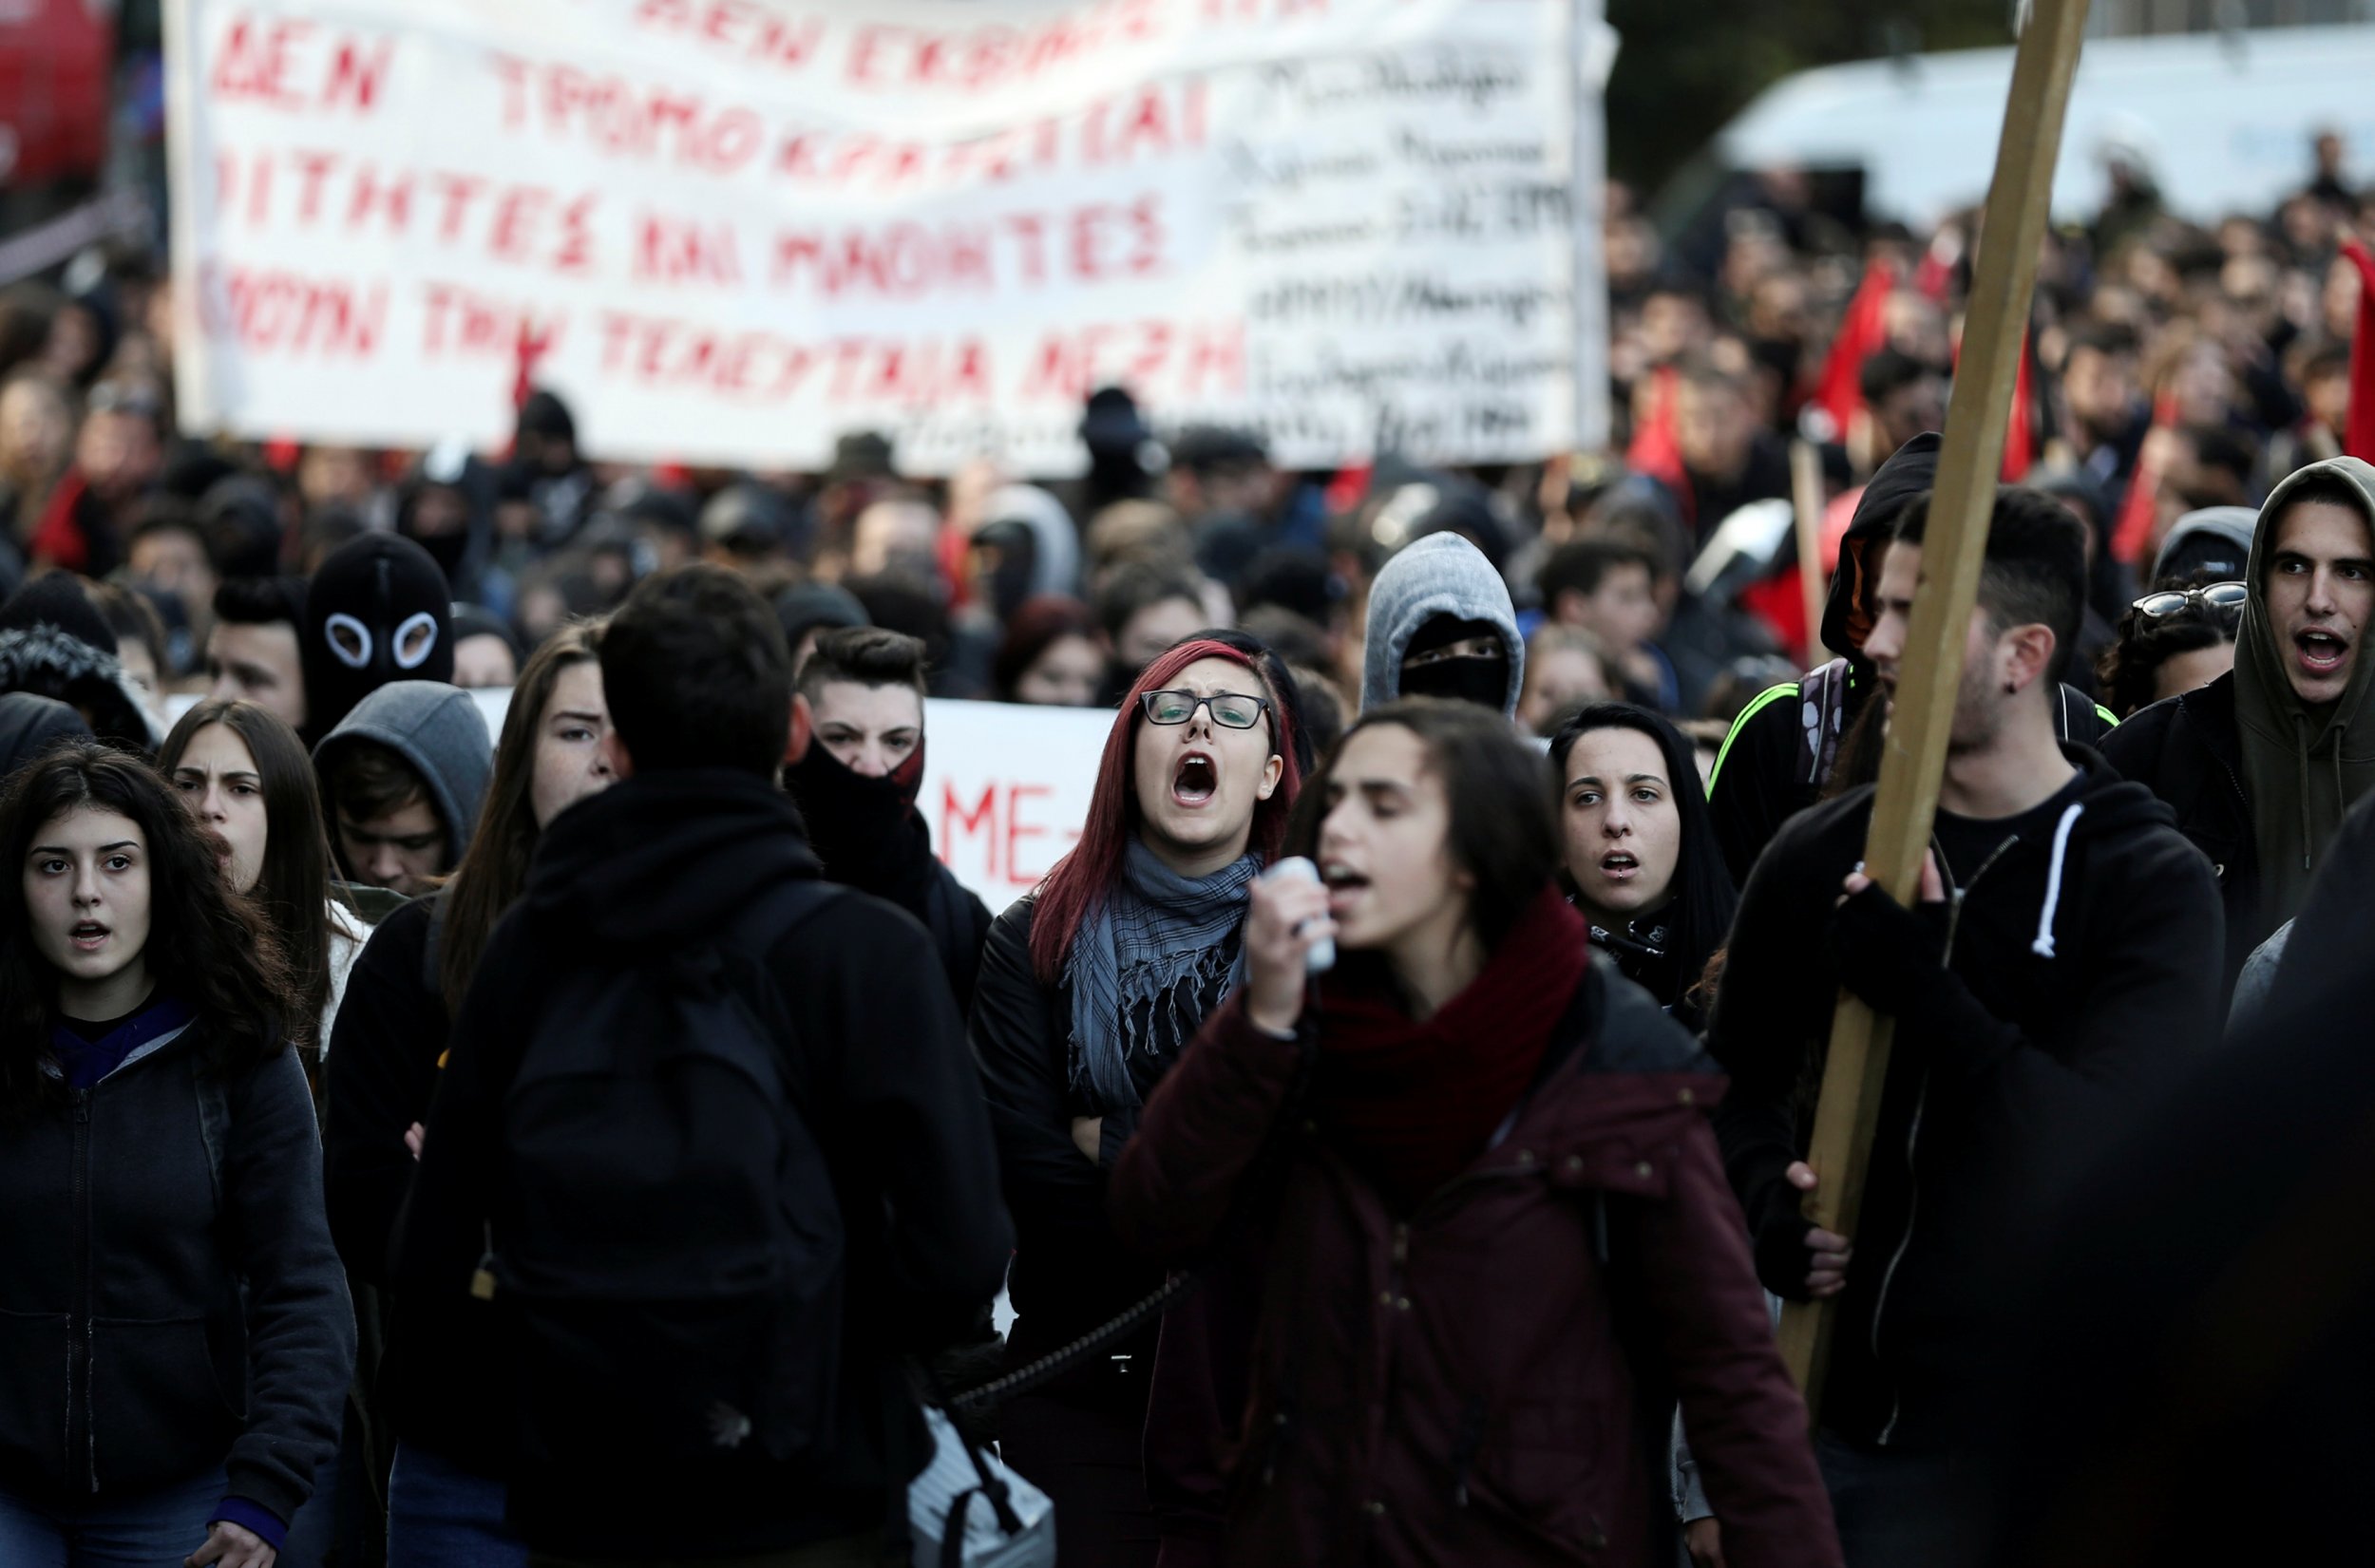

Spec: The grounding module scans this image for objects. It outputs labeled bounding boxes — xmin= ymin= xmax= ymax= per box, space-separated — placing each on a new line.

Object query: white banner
xmin=162 ymin=0 xmax=1595 ymax=474
xmin=917 ymin=696 xmax=1112 ymax=912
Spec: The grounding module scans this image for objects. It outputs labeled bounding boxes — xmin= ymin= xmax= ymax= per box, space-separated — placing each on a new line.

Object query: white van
xmin=1713 ymin=22 xmax=2375 ymax=224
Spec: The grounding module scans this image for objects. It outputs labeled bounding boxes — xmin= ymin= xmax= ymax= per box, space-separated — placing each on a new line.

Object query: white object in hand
xmin=1262 ymin=856 xmax=1336 ymax=973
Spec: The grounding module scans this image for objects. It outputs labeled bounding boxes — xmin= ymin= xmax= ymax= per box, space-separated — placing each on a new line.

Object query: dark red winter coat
xmin=1110 ymin=971 xmax=1840 ymax=1568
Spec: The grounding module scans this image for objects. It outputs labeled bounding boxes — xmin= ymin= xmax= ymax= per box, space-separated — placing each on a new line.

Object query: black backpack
xmin=488 ymin=878 xmax=846 ymax=1483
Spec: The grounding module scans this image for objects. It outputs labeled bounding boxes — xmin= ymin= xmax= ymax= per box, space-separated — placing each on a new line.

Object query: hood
xmin=524 ymin=768 xmax=822 ymax=947
xmin=1823 ymin=432 xmax=1941 ymax=667
xmin=2232 ymin=455 xmax=2375 ymax=930
xmin=313 ymin=680 xmax=492 ymax=847
xmin=0 ymin=624 xmax=161 ymax=752
xmin=984 ymin=484 xmax=1082 ymax=601
xmin=303 ymin=534 xmax=457 ymax=740
xmin=2152 ymin=505 xmax=2258 ymax=586
xmin=0 ymin=691 xmax=89 ymax=780
xmin=1359 ymin=532 xmax=1524 ymax=715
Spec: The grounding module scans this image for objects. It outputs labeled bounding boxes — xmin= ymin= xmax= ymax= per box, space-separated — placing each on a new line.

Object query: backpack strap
xmin=1797 ymin=658 xmax=1852 ymax=787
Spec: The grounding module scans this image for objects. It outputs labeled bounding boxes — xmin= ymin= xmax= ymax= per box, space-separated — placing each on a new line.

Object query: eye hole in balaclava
xmin=325 ymin=614 xmax=373 ymax=671
xmin=1398 ymin=614 xmax=1510 ymax=710
xmin=392 ymin=611 xmax=441 ymax=670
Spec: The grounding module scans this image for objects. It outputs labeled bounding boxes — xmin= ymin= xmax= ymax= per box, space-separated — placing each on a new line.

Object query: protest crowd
xmin=8 ymin=22 xmax=2375 ymax=1566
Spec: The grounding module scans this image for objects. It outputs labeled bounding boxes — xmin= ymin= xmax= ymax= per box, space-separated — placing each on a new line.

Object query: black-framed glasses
xmin=1139 ymin=688 xmax=1272 ymax=730
xmin=2133 ymin=580 xmax=2247 ymax=622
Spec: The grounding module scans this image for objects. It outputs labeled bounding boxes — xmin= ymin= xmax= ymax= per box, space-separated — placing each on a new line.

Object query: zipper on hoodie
xmin=68 ymin=1086 xmax=95 ymax=1491
xmin=1868 ymin=830 xmax=2020 ymax=1446
xmin=1447 ymin=1393 xmax=1487 ymax=1509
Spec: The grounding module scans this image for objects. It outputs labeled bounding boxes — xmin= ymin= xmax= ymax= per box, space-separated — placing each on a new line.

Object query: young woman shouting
xmin=1111 ymin=698 xmax=1837 ymax=1568
xmin=971 ymin=636 xmax=1300 ymax=1568
xmin=0 ymin=743 xmax=353 ymax=1568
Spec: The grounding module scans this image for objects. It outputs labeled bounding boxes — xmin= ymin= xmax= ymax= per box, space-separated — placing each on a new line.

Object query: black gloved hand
xmin=1826 ymin=878 xmax=1951 ymax=1019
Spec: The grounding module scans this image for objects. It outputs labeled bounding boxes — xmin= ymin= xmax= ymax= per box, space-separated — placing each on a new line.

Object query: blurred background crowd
xmin=0 ymin=3 xmax=2368 ymax=758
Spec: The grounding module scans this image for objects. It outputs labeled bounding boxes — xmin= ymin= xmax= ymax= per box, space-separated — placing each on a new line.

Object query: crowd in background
xmin=0 ymin=128 xmax=2362 ymax=757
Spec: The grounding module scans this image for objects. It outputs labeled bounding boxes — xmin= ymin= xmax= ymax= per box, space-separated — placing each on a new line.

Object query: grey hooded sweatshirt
xmin=1359 ymin=533 xmax=1524 ymax=717
xmin=312 ymin=680 xmax=494 ymax=857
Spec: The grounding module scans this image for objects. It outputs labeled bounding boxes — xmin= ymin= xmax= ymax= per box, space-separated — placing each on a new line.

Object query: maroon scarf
xmin=1311 ymin=885 xmax=1590 ymax=1212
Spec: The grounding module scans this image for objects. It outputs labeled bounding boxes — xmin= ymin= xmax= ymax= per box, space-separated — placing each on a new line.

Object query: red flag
xmin=1627 ymin=365 xmax=1687 ymax=491
xmin=1814 ymin=259 xmax=1897 ymax=438
xmin=2002 ymin=329 xmax=2036 ymax=482
xmin=2111 ymin=389 xmax=2179 ymax=566
xmin=1324 ymin=462 xmax=1373 ymax=517
xmin=2341 ymin=239 xmax=2375 ymax=461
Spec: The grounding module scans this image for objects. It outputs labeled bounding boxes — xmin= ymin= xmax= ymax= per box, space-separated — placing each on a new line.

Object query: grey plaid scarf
xmin=1064 ymin=837 xmax=1261 ymax=1109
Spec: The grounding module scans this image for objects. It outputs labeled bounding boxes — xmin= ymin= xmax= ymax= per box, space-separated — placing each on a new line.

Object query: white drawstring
xmin=2030 ymin=803 xmax=2085 ymax=958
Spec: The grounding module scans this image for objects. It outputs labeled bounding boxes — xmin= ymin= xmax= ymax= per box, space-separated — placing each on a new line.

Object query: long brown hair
xmin=438 ymin=621 xmax=603 ymax=1015
xmin=0 ymin=742 xmax=294 ymax=1111
xmin=160 ymin=699 xmax=332 ymax=1047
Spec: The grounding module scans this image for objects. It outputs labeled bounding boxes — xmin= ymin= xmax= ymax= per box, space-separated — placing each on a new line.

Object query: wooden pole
xmin=1776 ymin=0 xmax=2094 ymax=1414
xmin=1791 ymin=440 xmax=1828 ymax=670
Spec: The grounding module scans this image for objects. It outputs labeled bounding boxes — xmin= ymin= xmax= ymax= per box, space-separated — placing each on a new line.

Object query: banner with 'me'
xmin=162 ymin=0 xmax=1592 ymax=475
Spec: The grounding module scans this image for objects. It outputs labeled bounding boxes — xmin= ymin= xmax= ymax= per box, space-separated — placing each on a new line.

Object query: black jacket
xmin=393 ymin=769 xmax=1012 ymax=1558
xmin=1991 ymin=787 xmax=2375 ymax=1566
xmin=0 ymin=1023 xmax=353 ymax=1527
xmin=2099 ymin=671 xmax=2258 ymax=994
xmin=970 ymin=896 xmax=1169 ymax=1367
xmin=324 ymin=897 xmax=445 ymax=1294
xmin=1704 ymin=751 xmax=2223 ymax=1451
xmin=318 ymin=893 xmax=517 ymax=1481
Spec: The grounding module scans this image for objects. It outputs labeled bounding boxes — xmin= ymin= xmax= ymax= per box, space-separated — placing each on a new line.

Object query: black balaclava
xmin=1397 ymin=614 xmax=1510 ymax=710
xmin=784 ymin=735 xmax=935 ymax=914
xmin=302 ymin=534 xmax=455 ymax=743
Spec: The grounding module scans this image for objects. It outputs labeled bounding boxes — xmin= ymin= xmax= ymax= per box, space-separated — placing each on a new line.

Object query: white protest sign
xmin=916 ymin=696 xmax=1113 ymax=913
xmin=162 ymin=0 xmax=1595 ymax=474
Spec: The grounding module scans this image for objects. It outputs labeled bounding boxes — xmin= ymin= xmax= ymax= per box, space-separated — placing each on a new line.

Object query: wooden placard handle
xmin=1776 ymin=0 xmax=2095 ymax=1417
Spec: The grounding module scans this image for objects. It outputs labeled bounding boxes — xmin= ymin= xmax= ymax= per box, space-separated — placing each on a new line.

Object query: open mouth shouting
xmin=2296 ymin=627 xmax=2352 ymax=683
xmin=68 ymin=920 xmax=110 ymax=954
xmin=1171 ymin=750 xmax=1218 ymax=808
xmin=1321 ymin=860 xmax=1370 ymax=916
xmin=1599 ymin=849 xmax=1641 ymax=884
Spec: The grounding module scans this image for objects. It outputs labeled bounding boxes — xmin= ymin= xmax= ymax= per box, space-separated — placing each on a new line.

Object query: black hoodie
xmin=1704 ymin=747 xmax=2222 ymax=1452
xmin=391 ymin=769 xmax=1011 ymax=1557
xmin=1705 ymin=434 xmax=2116 ymax=886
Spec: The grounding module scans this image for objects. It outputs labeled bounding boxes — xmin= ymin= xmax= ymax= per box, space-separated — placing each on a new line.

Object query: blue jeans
xmin=386 ymin=1443 xmax=526 ymax=1568
xmin=0 ymin=1464 xmax=227 ymax=1567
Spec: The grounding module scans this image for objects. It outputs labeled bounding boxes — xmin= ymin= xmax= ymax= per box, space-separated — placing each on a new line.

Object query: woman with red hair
xmin=971 ymin=635 xmax=1300 ymax=1568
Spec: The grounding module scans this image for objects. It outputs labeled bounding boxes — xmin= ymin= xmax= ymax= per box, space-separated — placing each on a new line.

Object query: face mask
xmin=302 ymin=535 xmax=455 ymax=737
xmin=1398 ymin=654 xmax=1510 ymax=711
xmin=786 ymin=735 xmax=931 ymax=898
